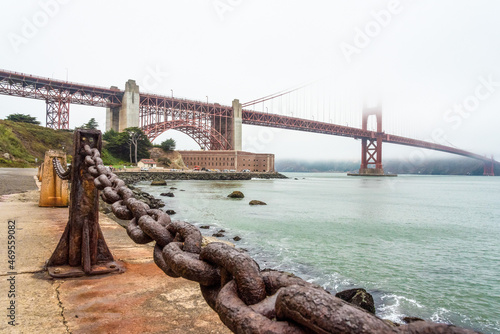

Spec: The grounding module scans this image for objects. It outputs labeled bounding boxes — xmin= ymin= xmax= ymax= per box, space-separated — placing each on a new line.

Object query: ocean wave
xmin=377 ymin=294 xmax=424 ymax=323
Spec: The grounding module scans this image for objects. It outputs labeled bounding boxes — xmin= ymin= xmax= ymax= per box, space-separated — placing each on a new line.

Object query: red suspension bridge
xmin=0 ymin=69 xmax=496 ymax=175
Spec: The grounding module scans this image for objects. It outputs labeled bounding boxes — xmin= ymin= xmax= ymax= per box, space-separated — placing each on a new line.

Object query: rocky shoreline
xmin=114 ymin=171 xmax=287 ymax=184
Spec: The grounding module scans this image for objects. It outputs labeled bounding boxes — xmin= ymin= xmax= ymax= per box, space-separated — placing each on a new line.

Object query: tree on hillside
xmin=103 ymin=129 xmax=129 ymax=162
xmin=80 ymin=118 xmax=99 ymax=129
xmin=125 ymin=127 xmax=152 ymax=164
xmin=160 ymin=138 xmax=176 ymax=151
xmin=6 ymin=113 xmax=40 ymax=125
xmin=103 ymin=128 xmax=151 ymax=164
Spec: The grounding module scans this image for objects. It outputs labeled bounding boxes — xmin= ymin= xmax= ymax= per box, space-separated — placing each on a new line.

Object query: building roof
xmin=139 ymin=159 xmax=157 ymax=164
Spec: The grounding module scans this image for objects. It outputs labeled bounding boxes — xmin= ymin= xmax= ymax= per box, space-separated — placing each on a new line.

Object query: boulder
xmin=200 ymin=225 xmax=210 ymax=229
xmin=165 ymin=209 xmax=176 ymax=215
xmin=402 ymin=317 xmax=425 ymax=324
xmin=202 ymin=236 xmax=234 ymax=247
xmin=170 ymin=187 xmax=177 ymax=190
xmin=212 ymin=231 xmax=225 ymax=237
xmin=249 ymin=200 xmax=267 ymax=205
xmin=227 ymin=191 xmax=244 ymax=198
xmin=129 ymin=188 xmax=164 ymax=209
xmin=233 ymin=236 xmax=241 ymax=241
xmin=335 ymin=288 xmax=375 ymax=314
xmin=151 ymin=180 xmax=167 ymax=186
xmin=160 ymin=192 xmax=174 ymax=197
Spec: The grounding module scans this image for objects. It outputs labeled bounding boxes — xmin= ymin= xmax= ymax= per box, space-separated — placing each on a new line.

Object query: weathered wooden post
xmin=47 ymin=129 xmax=123 ymax=278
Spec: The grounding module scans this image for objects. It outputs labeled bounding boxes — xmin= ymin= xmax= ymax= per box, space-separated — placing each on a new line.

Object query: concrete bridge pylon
xmin=232 ymin=99 xmax=242 ymax=151
xmin=106 ymin=79 xmax=139 ymax=132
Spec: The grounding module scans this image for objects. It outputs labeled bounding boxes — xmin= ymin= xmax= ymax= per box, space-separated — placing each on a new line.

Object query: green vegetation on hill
xmin=0 ymin=120 xmax=132 ymax=167
xmin=0 ymin=120 xmax=73 ymax=167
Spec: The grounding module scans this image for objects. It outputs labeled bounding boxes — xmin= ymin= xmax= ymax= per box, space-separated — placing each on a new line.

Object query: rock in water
xmin=233 ymin=236 xmax=241 ymax=241
xmin=165 ymin=209 xmax=176 ymax=215
xmin=335 ymin=288 xmax=375 ymax=314
xmin=402 ymin=317 xmax=425 ymax=324
xmin=151 ymin=180 xmax=167 ymax=186
xmin=249 ymin=200 xmax=267 ymax=205
xmin=227 ymin=191 xmax=244 ymax=198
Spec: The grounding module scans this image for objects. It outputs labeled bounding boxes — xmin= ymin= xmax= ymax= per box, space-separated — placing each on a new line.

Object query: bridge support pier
xmin=484 ymin=158 xmax=495 ymax=176
xmin=232 ymin=99 xmax=242 ymax=151
xmin=46 ymin=98 xmax=70 ymax=130
xmin=357 ymin=104 xmax=385 ymax=175
xmin=106 ymin=80 xmax=140 ymax=132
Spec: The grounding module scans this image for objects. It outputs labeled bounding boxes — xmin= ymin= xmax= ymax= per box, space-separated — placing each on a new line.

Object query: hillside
xmin=149 ymin=147 xmax=186 ymax=169
xmin=0 ymin=120 xmax=74 ymax=167
xmin=0 ymin=120 xmax=185 ymax=168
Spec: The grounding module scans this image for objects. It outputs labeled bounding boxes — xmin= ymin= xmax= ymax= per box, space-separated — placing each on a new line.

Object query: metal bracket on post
xmin=47 ymin=129 xmax=123 ymax=278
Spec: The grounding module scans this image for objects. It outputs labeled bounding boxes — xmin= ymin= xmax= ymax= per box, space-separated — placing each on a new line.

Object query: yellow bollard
xmin=37 ymin=163 xmax=43 ymax=182
xmin=39 ymin=150 xmax=69 ymax=207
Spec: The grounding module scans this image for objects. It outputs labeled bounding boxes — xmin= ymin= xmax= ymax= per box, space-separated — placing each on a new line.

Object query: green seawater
xmin=137 ymin=173 xmax=500 ymax=333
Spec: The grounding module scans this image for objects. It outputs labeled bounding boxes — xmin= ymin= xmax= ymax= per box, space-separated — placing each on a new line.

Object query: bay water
xmin=136 ymin=173 xmax=500 ymax=333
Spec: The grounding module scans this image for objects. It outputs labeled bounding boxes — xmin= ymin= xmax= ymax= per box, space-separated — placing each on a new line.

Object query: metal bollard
xmin=47 ymin=130 xmax=123 ymax=278
xmin=39 ymin=150 xmax=69 ymax=207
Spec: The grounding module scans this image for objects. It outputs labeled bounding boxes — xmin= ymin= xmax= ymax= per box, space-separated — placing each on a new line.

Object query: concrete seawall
xmin=114 ymin=171 xmax=287 ymax=183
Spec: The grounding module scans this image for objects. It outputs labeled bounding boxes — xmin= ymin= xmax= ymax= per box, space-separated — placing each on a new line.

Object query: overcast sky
xmin=1 ymin=0 xmax=499 ymax=162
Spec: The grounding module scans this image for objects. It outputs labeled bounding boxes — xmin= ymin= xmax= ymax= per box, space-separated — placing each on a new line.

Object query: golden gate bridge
xmin=0 ymin=69 xmax=496 ymax=176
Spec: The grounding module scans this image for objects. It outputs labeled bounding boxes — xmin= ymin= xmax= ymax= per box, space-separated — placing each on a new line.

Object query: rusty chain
xmin=52 ymin=158 xmax=71 ymax=180
xmin=53 ymin=146 xmax=479 ymax=334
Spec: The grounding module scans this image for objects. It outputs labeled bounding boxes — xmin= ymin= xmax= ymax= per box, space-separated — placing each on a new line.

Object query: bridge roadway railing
xmin=0 ymin=69 xmax=123 ymax=107
xmin=55 ymin=139 xmax=479 ymax=334
xmin=242 ymin=109 xmax=497 ymax=165
xmin=383 ymin=134 xmax=494 ymax=163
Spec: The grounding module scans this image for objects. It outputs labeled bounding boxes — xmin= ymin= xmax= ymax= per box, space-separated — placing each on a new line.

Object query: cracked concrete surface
xmin=55 ymin=282 xmax=71 ymax=333
xmin=0 ymin=190 xmax=230 ymax=334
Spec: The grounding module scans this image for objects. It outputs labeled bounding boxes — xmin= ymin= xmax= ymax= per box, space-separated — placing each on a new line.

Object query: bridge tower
xmin=483 ymin=157 xmax=495 ymax=176
xmin=106 ymin=80 xmax=140 ymax=132
xmin=358 ymin=104 xmax=384 ymax=175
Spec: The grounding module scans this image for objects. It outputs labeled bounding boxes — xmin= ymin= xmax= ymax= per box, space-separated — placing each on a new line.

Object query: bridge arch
xmin=142 ymin=119 xmax=232 ymax=150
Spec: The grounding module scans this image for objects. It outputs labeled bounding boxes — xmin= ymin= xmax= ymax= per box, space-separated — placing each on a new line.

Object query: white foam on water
xmin=377 ymin=294 xmax=424 ymax=323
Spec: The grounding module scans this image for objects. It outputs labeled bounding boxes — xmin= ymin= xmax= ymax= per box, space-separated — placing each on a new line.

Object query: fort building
xmin=178 ymin=150 xmax=274 ymax=172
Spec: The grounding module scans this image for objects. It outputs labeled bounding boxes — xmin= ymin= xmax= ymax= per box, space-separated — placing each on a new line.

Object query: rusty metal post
xmin=39 ymin=150 xmax=69 ymax=207
xmin=47 ymin=129 xmax=123 ymax=278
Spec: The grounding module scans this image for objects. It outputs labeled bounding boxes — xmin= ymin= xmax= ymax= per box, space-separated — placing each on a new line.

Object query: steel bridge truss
xmin=0 ymin=69 xmax=122 ymax=129
xmin=140 ymin=94 xmax=234 ymax=150
xmin=46 ymin=98 xmax=70 ymax=130
xmin=242 ymin=109 xmax=372 ymax=138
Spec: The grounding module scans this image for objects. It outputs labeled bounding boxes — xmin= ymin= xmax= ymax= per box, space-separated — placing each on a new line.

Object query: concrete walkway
xmin=0 ymin=189 xmax=231 ymax=334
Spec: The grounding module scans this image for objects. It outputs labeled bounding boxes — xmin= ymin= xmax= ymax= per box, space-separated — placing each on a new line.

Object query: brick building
xmin=178 ymin=150 xmax=275 ymax=172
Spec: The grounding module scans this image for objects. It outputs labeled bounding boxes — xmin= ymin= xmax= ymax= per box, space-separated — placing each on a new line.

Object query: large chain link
xmin=52 ymin=158 xmax=71 ymax=180
xmin=73 ymin=145 xmax=478 ymax=334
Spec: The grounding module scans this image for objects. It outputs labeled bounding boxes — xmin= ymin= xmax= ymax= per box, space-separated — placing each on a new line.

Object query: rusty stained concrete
xmin=0 ymin=190 xmax=231 ymax=334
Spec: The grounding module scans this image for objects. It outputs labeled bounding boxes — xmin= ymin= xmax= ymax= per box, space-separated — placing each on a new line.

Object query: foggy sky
xmin=1 ymin=0 xmax=499 ymax=161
